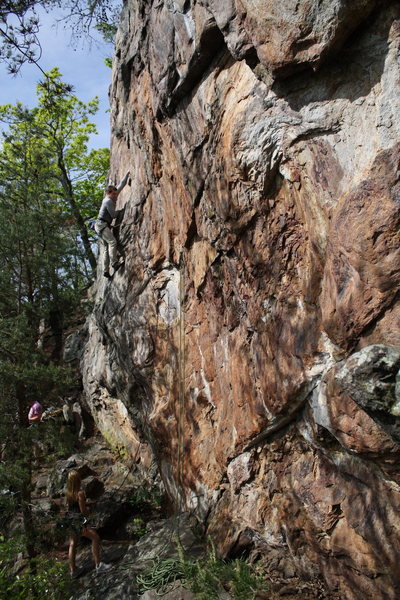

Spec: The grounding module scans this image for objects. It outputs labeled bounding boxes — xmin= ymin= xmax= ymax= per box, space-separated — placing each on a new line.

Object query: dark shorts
xmin=59 ymin=512 xmax=88 ymax=535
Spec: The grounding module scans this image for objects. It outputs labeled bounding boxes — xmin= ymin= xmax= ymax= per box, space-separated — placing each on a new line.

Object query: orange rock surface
xmin=80 ymin=2 xmax=400 ymax=598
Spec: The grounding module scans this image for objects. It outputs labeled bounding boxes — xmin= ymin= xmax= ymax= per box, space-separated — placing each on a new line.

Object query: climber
xmin=28 ymin=400 xmax=44 ymax=425
xmin=65 ymin=470 xmax=111 ymax=576
xmin=95 ymin=171 xmax=130 ymax=278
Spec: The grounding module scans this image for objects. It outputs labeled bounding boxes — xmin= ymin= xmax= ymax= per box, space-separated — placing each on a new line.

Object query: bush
xmin=136 ymin=538 xmax=268 ymax=600
xmin=130 ymin=517 xmax=147 ymax=538
xmin=129 ymin=485 xmax=163 ymax=513
xmin=0 ymin=536 xmax=72 ymax=600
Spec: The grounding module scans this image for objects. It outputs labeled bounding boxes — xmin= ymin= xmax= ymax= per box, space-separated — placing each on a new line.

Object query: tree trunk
xmin=57 ymin=156 xmax=97 ymax=271
xmin=16 ymin=383 xmax=38 ymax=597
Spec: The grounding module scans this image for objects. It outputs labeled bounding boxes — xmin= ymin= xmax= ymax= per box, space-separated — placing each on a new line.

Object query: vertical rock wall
xmin=81 ymin=1 xmax=400 ymax=598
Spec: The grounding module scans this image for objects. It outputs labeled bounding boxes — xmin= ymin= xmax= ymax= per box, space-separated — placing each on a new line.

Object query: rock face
xmin=81 ymin=1 xmax=400 ymax=598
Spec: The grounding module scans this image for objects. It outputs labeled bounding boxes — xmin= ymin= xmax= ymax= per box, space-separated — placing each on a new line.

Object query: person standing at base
xmin=66 ymin=470 xmax=111 ymax=576
xmin=95 ymin=171 xmax=130 ymax=278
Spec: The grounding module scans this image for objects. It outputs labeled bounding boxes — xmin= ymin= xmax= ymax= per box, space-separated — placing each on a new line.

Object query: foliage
xmin=95 ymin=19 xmax=118 ymax=44
xmin=130 ymin=517 xmax=147 ymax=539
xmin=0 ymin=68 xmax=108 ymax=573
xmin=188 ymin=556 xmax=266 ymax=600
xmin=0 ymin=1 xmax=122 ymax=74
xmin=0 ymin=406 xmax=74 ymax=536
xmin=136 ymin=539 xmax=268 ymax=600
xmin=129 ymin=484 xmax=163 ymax=513
xmin=0 ymin=536 xmax=72 ymax=600
xmin=53 ymin=0 xmax=121 ymax=41
xmin=0 ymin=1 xmax=47 ymax=75
xmin=35 ymin=67 xmax=109 ymax=269
xmin=0 ymin=68 xmax=110 ymax=277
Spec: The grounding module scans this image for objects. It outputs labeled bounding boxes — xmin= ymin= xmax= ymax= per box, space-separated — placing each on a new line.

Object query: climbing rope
xmin=177 ymin=249 xmax=186 ymax=505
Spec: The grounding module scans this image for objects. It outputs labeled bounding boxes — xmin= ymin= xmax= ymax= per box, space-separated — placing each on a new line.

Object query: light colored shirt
xmin=97 ymin=173 xmax=129 ymax=225
xmin=98 ymin=196 xmax=116 ymax=225
xmin=28 ymin=401 xmax=43 ymax=421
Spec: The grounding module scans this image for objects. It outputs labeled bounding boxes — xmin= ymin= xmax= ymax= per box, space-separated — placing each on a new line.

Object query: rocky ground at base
xmin=26 ymin=434 xmax=341 ymax=600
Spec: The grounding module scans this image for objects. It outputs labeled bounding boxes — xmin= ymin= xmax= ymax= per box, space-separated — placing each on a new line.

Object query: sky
xmin=0 ymin=7 xmax=113 ymax=150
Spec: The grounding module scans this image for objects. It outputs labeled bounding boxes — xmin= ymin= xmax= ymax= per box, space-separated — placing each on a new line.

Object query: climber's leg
xmin=100 ymin=226 xmax=118 ymax=269
xmin=68 ymin=533 xmax=79 ymax=575
xmin=82 ymin=526 xmax=101 ymax=567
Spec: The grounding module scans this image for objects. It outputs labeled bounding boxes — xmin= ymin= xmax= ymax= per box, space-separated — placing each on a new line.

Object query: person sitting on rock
xmin=95 ymin=171 xmax=130 ymax=278
xmin=72 ymin=402 xmax=85 ymax=439
xmin=28 ymin=400 xmax=44 ymax=425
xmin=62 ymin=397 xmax=74 ymax=428
xmin=66 ymin=470 xmax=111 ymax=576
xmin=63 ymin=398 xmax=85 ymax=442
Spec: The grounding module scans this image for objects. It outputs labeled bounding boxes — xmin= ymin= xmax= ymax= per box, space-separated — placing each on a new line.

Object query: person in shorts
xmin=66 ymin=470 xmax=111 ymax=576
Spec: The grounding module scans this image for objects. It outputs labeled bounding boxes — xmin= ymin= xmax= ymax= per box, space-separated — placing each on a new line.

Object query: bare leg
xmin=82 ymin=526 xmax=101 ymax=567
xmin=68 ymin=534 xmax=78 ymax=574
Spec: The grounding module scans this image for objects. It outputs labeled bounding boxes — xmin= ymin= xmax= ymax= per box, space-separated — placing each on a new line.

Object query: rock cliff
xmin=80 ymin=1 xmax=400 ymax=598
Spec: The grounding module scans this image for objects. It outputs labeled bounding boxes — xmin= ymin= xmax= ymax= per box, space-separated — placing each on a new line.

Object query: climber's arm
xmin=116 ymin=171 xmax=130 ymax=195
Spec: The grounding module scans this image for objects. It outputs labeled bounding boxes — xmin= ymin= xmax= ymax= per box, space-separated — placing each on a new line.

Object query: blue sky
xmin=0 ymin=7 xmax=113 ymax=149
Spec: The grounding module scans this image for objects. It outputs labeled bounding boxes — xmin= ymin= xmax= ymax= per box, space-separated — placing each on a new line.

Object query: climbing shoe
xmin=112 ymin=261 xmax=122 ymax=272
xmin=103 ymin=271 xmax=111 ymax=278
xmin=96 ymin=562 xmax=112 ymax=574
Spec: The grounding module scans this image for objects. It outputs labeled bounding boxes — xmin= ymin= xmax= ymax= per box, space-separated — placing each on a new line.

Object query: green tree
xmin=0 ymin=72 xmax=108 ymax=585
xmin=0 ymin=1 xmax=121 ymax=74
xmin=0 ymin=538 xmax=72 ymax=600
xmin=0 ymin=107 xmax=78 ymax=596
xmin=1 ymin=68 xmax=110 ymax=273
xmin=35 ymin=67 xmax=109 ymax=270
